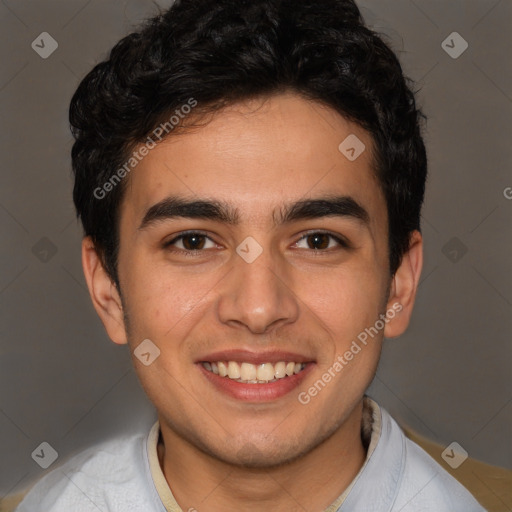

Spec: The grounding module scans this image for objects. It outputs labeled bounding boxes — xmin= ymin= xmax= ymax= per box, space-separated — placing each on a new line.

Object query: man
xmin=16 ymin=0 xmax=486 ymax=510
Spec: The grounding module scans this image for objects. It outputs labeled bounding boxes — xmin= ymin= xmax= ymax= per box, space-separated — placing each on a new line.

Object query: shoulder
xmin=382 ymin=410 xmax=487 ymax=511
xmin=15 ymin=431 xmax=162 ymax=512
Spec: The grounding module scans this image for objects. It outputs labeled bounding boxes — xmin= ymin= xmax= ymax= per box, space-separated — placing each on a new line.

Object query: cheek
xmin=122 ymin=262 xmax=214 ymax=341
xmin=310 ymin=266 xmax=384 ymax=317
xmin=303 ymin=268 xmax=385 ymax=349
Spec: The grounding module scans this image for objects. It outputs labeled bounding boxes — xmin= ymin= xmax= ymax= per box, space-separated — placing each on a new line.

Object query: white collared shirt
xmin=15 ymin=399 xmax=486 ymax=511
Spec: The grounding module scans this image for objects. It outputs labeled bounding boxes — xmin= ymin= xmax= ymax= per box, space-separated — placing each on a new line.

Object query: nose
xmin=216 ymin=247 xmax=300 ymax=334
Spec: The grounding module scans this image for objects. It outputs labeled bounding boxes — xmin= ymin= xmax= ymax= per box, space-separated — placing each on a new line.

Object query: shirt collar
xmin=147 ymin=396 xmax=384 ymax=512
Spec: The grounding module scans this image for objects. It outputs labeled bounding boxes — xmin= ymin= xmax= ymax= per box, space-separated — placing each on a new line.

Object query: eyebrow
xmin=138 ymin=195 xmax=370 ymax=231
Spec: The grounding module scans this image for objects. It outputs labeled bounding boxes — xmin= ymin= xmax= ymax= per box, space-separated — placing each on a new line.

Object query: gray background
xmin=0 ymin=0 xmax=511 ymax=501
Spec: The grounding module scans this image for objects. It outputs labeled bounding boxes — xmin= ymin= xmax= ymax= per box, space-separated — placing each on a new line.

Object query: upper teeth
xmin=202 ymin=361 xmax=306 ymax=383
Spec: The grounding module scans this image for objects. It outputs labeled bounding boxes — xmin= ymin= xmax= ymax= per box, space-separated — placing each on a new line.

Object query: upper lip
xmin=196 ymin=349 xmax=315 ymax=365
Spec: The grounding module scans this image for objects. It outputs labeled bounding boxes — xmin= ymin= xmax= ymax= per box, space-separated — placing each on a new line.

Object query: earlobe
xmin=81 ymin=237 xmax=128 ymax=345
xmin=384 ymin=230 xmax=423 ymax=339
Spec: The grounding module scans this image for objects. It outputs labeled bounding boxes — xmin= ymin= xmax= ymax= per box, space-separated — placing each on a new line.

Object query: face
xmin=84 ymin=92 xmax=421 ymax=468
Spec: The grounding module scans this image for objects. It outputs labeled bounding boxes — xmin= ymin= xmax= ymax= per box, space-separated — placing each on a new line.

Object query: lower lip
xmin=198 ymin=363 xmax=314 ymax=402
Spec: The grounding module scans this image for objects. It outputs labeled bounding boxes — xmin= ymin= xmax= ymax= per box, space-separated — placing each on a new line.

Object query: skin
xmin=82 ymin=92 xmax=423 ymax=511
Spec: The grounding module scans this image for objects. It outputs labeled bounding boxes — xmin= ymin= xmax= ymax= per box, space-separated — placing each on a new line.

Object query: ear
xmin=384 ymin=230 xmax=423 ymax=339
xmin=81 ymin=236 xmax=128 ymax=345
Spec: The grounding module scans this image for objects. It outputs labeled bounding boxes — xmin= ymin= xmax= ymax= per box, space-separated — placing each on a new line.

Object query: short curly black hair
xmin=70 ymin=0 xmax=427 ymax=289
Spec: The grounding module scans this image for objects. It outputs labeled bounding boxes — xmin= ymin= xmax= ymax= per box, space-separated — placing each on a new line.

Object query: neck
xmin=158 ymin=400 xmax=367 ymax=512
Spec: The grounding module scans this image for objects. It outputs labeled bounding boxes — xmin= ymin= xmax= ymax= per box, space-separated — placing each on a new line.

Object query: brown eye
xmin=306 ymin=233 xmax=330 ymax=250
xmin=164 ymin=232 xmax=216 ymax=251
xmin=295 ymin=232 xmax=349 ymax=251
xmin=181 ymin=234 xmax=206 ymax=250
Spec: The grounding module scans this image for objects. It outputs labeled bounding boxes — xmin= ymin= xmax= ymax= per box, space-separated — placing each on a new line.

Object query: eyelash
xmin=163 ymin=230 xmax=351 ymax=255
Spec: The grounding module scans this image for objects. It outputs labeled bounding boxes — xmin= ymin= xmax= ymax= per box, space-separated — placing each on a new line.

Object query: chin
xmin=201 ymin=433 xmax=316 ymax=470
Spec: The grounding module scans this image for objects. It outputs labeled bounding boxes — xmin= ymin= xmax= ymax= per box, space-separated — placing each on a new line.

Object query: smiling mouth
xmin=201 ymin=361 xmax=307 ymax=384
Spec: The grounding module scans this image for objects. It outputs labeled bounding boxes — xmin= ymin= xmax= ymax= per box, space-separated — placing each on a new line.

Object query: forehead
xmin=119 ymin=92 xmax=385 ymax=227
